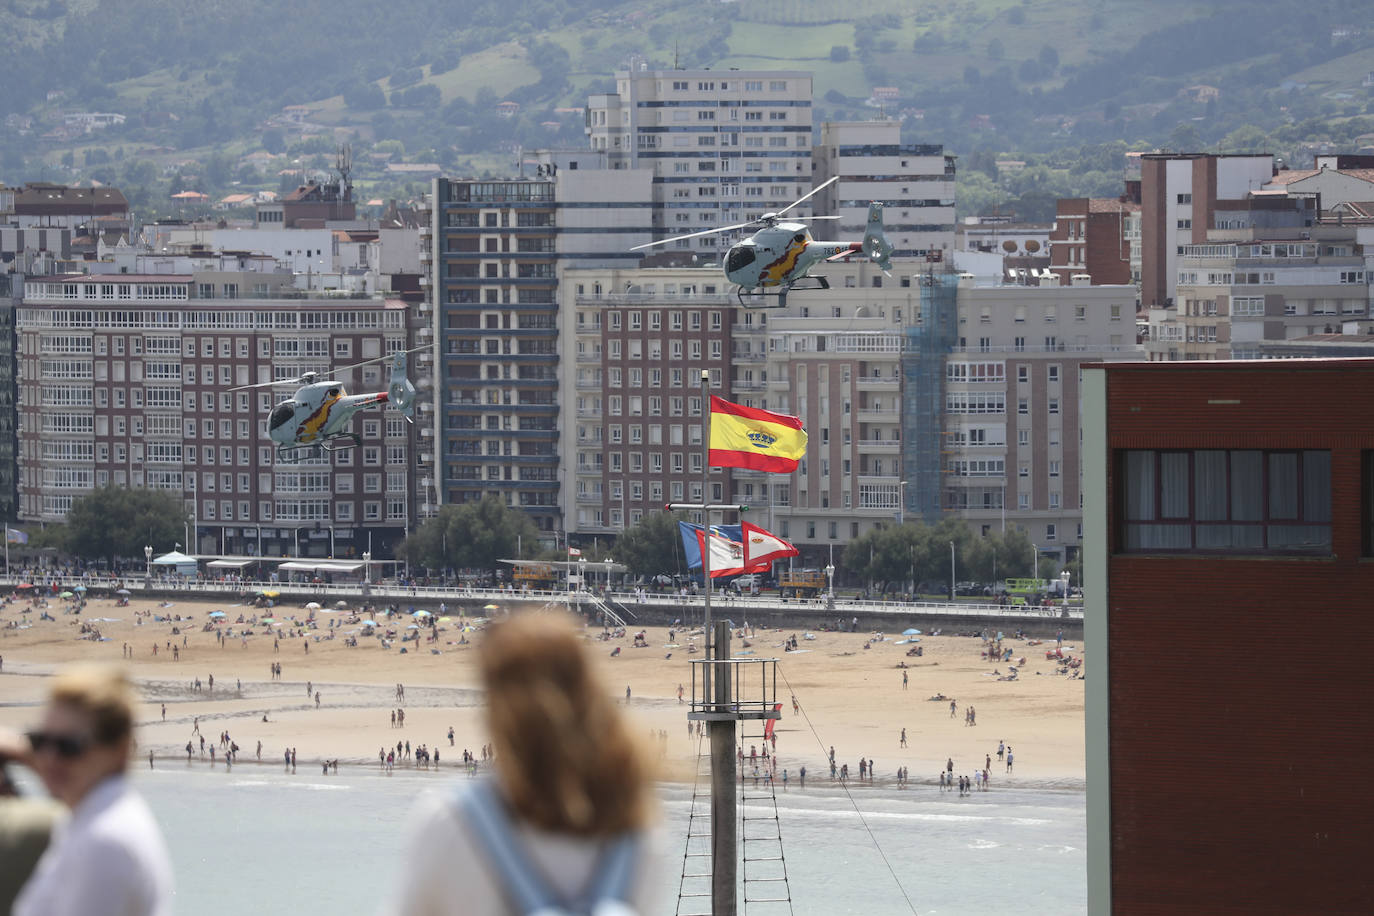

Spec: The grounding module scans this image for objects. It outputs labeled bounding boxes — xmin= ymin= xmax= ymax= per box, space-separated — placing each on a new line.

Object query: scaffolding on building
xmin=902 ymin=269 xmax=959 ymax=521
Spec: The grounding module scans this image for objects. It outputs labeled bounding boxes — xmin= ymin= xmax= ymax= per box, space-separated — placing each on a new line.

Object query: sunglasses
xmin=26 ymin=731 xmax=94 ymax=760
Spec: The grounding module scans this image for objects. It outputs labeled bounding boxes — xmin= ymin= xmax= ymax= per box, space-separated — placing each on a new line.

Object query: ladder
xmin=739 ymin=725 xmax=795 ymax=915
xmin=675 ymin=730 xmax=715 ymax=916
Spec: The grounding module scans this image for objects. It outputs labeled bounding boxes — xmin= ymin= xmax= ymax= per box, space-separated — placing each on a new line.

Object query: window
xmin=1121 ymin=449 xmax=1332 ymax=553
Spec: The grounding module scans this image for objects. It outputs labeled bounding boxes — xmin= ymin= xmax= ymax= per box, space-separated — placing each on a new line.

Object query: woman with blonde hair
xmin=14 ymin=664 xmax=173 ymax=916
xmin=388 ymin=611 xmax=658 ymax=915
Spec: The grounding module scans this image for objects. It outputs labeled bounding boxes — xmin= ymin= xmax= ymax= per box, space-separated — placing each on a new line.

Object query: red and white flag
xmin=741 ymin=521 xmax=799 ymax=567
xmin=695 ymin=529 xmax=768 ymax=578
xmin=567 ymin=547 xmax=582 ymax=557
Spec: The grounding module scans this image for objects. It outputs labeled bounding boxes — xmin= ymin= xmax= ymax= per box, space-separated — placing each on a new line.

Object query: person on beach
xmin=13 ymin=665 xmax=174 ymax=916
xmin=1006 ymin=749 xmax=1014 ymax=773
xmin=384 ymin=611 xmax=658 ymax=915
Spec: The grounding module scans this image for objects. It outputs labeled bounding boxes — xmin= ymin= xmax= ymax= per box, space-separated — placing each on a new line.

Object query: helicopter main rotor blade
xmin=330 ymin=344 xmax=430 ymax=376
xmin=774 ymin=175 xmax=839 ymax=217
xmin=787 ymin=215 xmax=841 ymax=220
xmin=229 ymin=377 xmax=307 ymax=392
xmin=630 ymin=221 xmax=759 ymax=251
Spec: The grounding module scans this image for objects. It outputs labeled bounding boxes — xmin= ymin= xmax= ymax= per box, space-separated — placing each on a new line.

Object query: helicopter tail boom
xmin=863 ymin=202 xmax=894 ymax=274
xmin=387 ymin=351 xmax=417 ymax=418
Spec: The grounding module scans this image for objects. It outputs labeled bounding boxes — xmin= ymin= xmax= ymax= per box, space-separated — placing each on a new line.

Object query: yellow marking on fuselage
xmin=761 ymin=237 xmax=808 ymax=286
xmin=296 ymin=393 xmax=341 ymax=442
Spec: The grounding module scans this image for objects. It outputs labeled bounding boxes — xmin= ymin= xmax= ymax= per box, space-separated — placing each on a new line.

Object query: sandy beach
xmin=0 ymin=592 xmax=1085 ymax=788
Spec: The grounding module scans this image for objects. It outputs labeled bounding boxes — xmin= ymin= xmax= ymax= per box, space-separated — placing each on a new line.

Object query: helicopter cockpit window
xmin=269 ymin=402 xmax=297 ymax=430
xmin=726 ymin=245 xmax=757 ymax=273
xmin=794 ymin=234 xmax=806 ymax=244
xmin=327 ymin=387 xmax=341 ymax=398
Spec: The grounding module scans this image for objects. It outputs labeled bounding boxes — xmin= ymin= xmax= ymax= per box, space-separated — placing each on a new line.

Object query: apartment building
xmin=429 ymin=172 xmax=653 ymax=533
xmin=584 ymin=68 xmax=814 ymax=244
xmin=811 ymin=120 xmax=956 ymax=259
xmin=1145 ymin=222 xmax=1367 ymax=361
xmin=14 ymin=275 xmax=416 ymax=558
xmin=932 ymin=275 xmax=1140 ymax=560
xmin=558 ymin=266 xmax=739 ymax=534
xmin=1139 ymin=153 xmax=1275 ymax=308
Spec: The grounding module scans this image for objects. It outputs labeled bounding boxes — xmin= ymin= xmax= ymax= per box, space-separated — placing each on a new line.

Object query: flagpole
xmin=700 ymin=370 xmax=712 ymax=660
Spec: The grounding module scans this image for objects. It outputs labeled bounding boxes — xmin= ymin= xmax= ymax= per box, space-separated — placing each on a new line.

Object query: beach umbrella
xmin=902 ymin=628 xmax=922 ymax=636
xmin=73 ymin=585 xmax=87 ymax=592
xmin=208 ymin=611 xmax=227 ymax=619
xmin=15 ymin=583 xmax=34 ymax=590
xmin=115 ymin=588 xmax=131 ymax=596
xmin=438 ymin=616 xmax=452 ymax=623
xmin=60 ymin=591 xmax=74 ymax=598
xmin=305 ymin=602 xmax=322 ymax=610
xmin=360 ymin=619 xmax=379 ymax=628
xmin=334 ymin=601 xmax=348 ymax=609
xmin=260 ymin=617 xmax=276 ymax=624
xmin=412 ymin=610 xmax=432 ymax=618
xmin=406 ymin=624 xmax=421 ymax=630
xmin=483 ymin=604 xmax=500 ymax=611
xmin=260 ymin=590 xmax=280 ymax=599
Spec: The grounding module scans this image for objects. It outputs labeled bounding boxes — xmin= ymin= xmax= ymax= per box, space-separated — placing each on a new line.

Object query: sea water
xmin=133 ymin=765 xmax=1085 ymax=915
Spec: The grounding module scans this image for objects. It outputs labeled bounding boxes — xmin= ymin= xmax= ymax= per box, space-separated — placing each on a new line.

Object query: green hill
xmin=2 ymin=0 xmax=1373 ymax=215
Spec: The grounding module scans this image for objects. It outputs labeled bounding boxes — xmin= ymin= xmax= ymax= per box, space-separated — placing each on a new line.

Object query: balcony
xmin=856 ymin=439 xmax=901 ymax=452
xmin=856 ymin=377 xmax=900 ymax=391
xmin=856 ymin=408 xmax=899 ymax=423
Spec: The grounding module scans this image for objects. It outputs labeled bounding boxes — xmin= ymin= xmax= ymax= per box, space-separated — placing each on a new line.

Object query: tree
xmin=61 ymin=486 xmax=187 ymax=565
xmin=829 ymin=45 xmax=850 ymax=63
xmin=1038 ymin=44 xmax=1059 ymax=73
xmin=400 ymin=495 xmax=541 ymax=572
xmin=987 ymin=38 xmax=1005 ymax=60
xmin=261 ymin=128 xmax=285 ymax=154
xmin=614 ymin=511 xmax=686 ymax=580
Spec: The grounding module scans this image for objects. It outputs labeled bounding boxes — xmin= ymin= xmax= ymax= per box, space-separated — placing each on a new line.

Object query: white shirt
xmin=14 ymin=774 xmax=174 ymax=916
xmin=385 ymin=785 xmax=660 ymax=916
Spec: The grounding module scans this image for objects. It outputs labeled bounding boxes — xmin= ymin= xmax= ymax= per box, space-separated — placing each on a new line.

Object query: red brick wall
xmin=1102 ymin=362 xmax=1374 ymax=915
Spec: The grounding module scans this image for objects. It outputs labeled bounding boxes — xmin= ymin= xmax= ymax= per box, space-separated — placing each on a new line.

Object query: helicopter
xmin=630 ymin=176 xmax=894 ymax=307
xmin=232 ymin=347 xmax=423 ymax=462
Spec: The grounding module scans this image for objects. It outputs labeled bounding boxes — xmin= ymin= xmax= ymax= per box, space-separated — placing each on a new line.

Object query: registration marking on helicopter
xmin=760 ymin=236 xmax=808 ymax=285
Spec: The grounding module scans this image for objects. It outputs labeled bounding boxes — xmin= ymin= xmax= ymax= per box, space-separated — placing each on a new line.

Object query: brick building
xmin=15 ymin=275 xmax=416 ymax=558
xmin=1081 ymin=359 xmax=1374 ymax=915
xmin=1049 ymin=190 xmax=1140 ymax=287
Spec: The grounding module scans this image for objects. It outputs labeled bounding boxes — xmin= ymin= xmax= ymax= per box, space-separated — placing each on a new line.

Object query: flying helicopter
xmin=630 ymin=176 xmax=894 ymax=307
xmin=232 ymin=347 xmax=424 ymax=462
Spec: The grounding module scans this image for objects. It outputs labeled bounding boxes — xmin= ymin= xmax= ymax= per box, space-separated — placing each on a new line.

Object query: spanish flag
xmin=708 ymin=396 xmax=807 ymax=473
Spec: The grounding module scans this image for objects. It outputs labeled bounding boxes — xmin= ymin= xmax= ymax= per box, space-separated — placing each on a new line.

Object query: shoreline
xmin=1 ymin=594 xmax=1087 ymax=791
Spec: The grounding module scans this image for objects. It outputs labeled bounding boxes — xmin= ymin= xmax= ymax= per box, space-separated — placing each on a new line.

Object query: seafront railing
xmin=0 ymin=574 xmax=1081 ymax=621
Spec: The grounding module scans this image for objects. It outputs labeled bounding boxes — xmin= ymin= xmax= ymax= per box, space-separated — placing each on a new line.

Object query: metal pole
xmin=949 ymin=540 xmax=955 ymax=602
xmin=701 ymin=370 xmax=712 ymax=649
xmin=710 ymin=621 xmax=736 ymax=916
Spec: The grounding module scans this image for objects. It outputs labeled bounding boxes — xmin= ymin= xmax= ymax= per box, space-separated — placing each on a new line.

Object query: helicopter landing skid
xmin=277 ymin=434 xmax=361 ymax=463
xmin=735 ymin=275 xmax=829 ymax=309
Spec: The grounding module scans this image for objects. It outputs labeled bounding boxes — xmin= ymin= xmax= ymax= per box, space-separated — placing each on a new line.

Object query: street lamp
xmin=144 ymin=545 xmax=153 ymax=585
xmin=898 ymin=480 xmax=907 ymax=526
xmin=363 ymin=551 xmax=372 ymax=584
xmin=1061 ymin=569 xmax=1071 ymax=607
xmin=1032 ymin=542 xmax=1039 ymax=583
xmin=949 ymin=540 xmax=956 ymax=602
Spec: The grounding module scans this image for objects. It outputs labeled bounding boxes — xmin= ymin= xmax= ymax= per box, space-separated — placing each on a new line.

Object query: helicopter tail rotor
xmin=387 ymin=351 xmax=417 ymax=418
xmin=863 ymin=201 xmax=894 ymax=275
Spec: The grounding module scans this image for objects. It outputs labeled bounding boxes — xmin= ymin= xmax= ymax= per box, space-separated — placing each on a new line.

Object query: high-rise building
xmin=585 ymin=69 xmax=814 ymax=244
xmin=1048 ymin=187 xmax=1141 ymax=288
xmin=811 ymin=120 xmax=956 ymax=259
xmin=429 ymin=170 xmax=653 ymax=534
xmin=1138 ymin=153 xmax=1275 ymax=309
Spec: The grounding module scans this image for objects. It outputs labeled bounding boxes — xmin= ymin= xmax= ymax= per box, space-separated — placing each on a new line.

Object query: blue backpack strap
xmin=458 ymin=782 xmax=560 ymax=914
xmin=582 ymin=832 xmax=641 ymax=909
